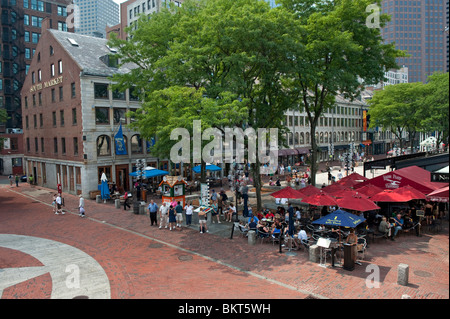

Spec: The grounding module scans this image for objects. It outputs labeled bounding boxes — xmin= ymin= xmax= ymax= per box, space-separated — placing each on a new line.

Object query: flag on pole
xmin=114 ymin=123 xmax=127 ymax=155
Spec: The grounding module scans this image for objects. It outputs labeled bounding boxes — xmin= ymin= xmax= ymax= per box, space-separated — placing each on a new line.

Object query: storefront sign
xmin=30 ymin=76 xmax=63 ymax=93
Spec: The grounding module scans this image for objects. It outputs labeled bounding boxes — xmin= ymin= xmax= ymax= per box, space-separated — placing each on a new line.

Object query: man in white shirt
xmin=78 ymin=194 xmax=85 ymax=217
xmin=55 ymin=193 xmax=64 ymax=215
xmin=184 ymin=202 xmax=193 ymax=226
xmin=159 ymin=202 xmax=168 ymax=229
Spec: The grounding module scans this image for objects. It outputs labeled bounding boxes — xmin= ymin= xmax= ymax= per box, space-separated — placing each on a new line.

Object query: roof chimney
xmin=41 ymin=17 xmax=52 ymax=32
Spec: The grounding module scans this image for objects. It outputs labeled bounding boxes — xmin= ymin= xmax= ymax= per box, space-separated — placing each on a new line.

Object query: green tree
xmin=419 ymin=72 xmax=449 ymax=148
xmin=368 ymin=82 xmax=427 ymax=152
xmin=280 ymin=0 xmax=404 ymax=185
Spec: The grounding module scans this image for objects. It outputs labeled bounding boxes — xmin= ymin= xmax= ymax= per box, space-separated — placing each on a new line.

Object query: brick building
xmin=21 ymin=20 xmax=162 ymax=196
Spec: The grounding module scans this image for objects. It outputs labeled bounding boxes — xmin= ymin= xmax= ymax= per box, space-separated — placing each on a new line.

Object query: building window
xmin=113 ymin=108 xmax=127 ymax=125
xmin=54 ymin=137 xmax=58 ymax=154
xmin=131 ymin=134 xmax=143 ymax=154
xmin=39 ymin=113 xmax=43 ymax=127
xmin=35 ymin=137 xmax=38 ymax=152
xmin=52 ymin=111 xmax=56 ymax=126
xmin=97 ymin=135 xmax=111 ymax=156
xmin=27 ymin=138 xmax=30 ymax=152
xmin=58 ymin=60 xmax=63 ymax=74
xmin=51 ymin=64 xmax=55 ymax=77
xmin=112 ymin=89 xmax=125 ymax=100
xmin=71 ymin=82 xmax=76 ymax=98
xmin=50 ymin=45 xmax=54 ymax=56
xmin=51 ymin=88 xmax=56 ymax=102
xmin=60 ymin=110 xmax=64 ymax=126
xmin=73 ymin=137 xmax=78 ymax=156
xmin=94 ymin=83 xmax=109 ymax=99
xmin=33 ymin=114 xmax=37 ymax=128
xmin=41 ymin=137 xmax=44 ymax=153
xmin=72 ymin=108 xmax=77 ymax=125
xmin=61 ymin=137 xmax=66 ymax=155
xmin=95 ymin=107 xmax=110 ymax=124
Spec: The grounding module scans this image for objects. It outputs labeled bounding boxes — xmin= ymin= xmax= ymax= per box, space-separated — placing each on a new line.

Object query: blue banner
xmin=114 ymin=123 xmax=127 ymax=155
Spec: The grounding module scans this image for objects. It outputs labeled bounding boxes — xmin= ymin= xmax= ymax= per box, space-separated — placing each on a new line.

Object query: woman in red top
xmin=265 ymin=211 xmax=275 ymax=219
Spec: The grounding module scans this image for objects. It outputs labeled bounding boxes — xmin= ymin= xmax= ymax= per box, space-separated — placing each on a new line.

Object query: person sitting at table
xmin=247 ymin=217 xmax=257 ymax=231
xmin=271 ymin=220 xmax=282 ymax=238
xmin=247 ymin=212 xmax=259 ymax=225
xmin=257 ymin=220 xmax=270 ymax=234
xmin=226 ymin=203 xmax=236 ymax=222
xmin=378 ymin=216 xmax=391 ymax=239
xmin=293 ymin=227 xmax=308 ymax=249
xmin=257 ymin=210 xmax=265 ymax=221
xmin=265 ymin=210 xmax=275 ymax=220
xmin=275 ymin=178 xmax=281 ymax=186
xmin=392 ymin=213 xmax=404 ymax=240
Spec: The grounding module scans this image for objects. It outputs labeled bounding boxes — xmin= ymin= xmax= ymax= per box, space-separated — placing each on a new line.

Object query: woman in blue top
xmin=168 ymin=206 xmax=176 ymax=231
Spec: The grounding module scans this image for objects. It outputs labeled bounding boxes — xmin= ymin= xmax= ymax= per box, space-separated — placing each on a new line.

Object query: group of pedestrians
xmin=148 ymin=199 xmax=195 ymax=231
xmin=50 ymin=193 xmax=85 ymax=217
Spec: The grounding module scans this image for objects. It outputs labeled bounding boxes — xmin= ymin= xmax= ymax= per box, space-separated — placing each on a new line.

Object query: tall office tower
xmin=73 ymin=0 xmax=119 ymax=38
xmin=0 ymin=0 xmax=73 ymax=132
xmin=381 ymin=0 xmax=449 ymax=83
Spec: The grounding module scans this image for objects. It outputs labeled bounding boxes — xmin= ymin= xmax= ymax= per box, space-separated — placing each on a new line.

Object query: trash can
xmin=343 ymin=243 xmax=355 ymax=271
xmin=141 ymin=190 xmax=147 ymax=202
xmin=133 ymin=201 xmax=140 ymax=214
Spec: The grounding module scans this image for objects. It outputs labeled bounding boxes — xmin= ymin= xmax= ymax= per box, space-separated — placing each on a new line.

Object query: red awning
xmin=297 ymin=185 xmax=322 ymax=197
xmin=355 ymin=165 xmax=446 ymax=194
xmin=354 ymin=184 xmax=384 ymax=198
xmin=427 ymin=185 xmax=449 ymax=202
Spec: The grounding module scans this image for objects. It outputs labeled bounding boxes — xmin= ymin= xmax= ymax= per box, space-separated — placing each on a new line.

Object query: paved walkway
xmin=0 ymin=165 xmax=448 ymax=300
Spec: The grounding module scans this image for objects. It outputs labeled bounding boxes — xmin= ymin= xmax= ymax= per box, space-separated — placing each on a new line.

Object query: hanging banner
xmin=363 ymin=110 xmax=367 ymax=132
xmin=114 ymin=123 xmax=127 ymax=155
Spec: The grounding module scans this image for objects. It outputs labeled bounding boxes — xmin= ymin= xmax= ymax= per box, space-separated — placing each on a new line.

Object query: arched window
xmin=300 ymin=132 xmax=305 ymax=145
xmin=345 ymin=132 xmax=348 ymax=142
xmin=97 ymin=135 xmax=111 ymax=156
xmin=319 ymin=132 xmax=323 ymax=143
xmin=131 ymin=134 xmax=143 ymax=154
xmin=289 ymin=133 xmax=293 ymax=146
xmin=324 ymin=132 xmax=328 ymax=144
xmin=306 ymin=132 xmax=310 ymax=144
xmin=294 ymin=132 xmax=299 ymax=145
xmin=333 ymin=132 xmax=336 ymax=143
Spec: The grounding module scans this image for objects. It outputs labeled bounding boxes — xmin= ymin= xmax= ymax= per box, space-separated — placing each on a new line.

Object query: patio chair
xmin=356 ymin=237 xmax=367 ymax=261
xmin=236 ymin=223 xmax=248 ymax=238
xmin=257 ymin=230 xmax=270 ymax=244
xmin=271 ymin=232 xmax=281 ymax=245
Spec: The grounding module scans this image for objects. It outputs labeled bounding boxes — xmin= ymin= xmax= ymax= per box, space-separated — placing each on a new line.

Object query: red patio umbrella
xmin=336 ymin=194 xmax=380 ymax=212
xmin=337 ymin=172 xmax=369 ymax=187
xmin=322 ymin=183 xmax=347 ymax=195
xmin=326 ymin=187 xmax=369 ymax=199
xmin=392 ymin=185 xmax=427 ymax=201
xmin=355 ymin=184 xmax=384 ymax=198
xmin=427 ymin=185 xmax=449 ymax=202
xmin=301 ymin=191 xmax=338 ymax=206
xmin=270 ymin=186 xmax=303 ymax=199
xmin=296 ymin=185 xmax=322 ymax=197
xmin=370 ymin=190 xmax=411 ymax=202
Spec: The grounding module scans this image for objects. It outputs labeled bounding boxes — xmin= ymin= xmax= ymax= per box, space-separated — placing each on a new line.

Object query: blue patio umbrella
xmin=192 ymin=163 xmax=222 ymax=173
xmin=129 ymin=166 xmax=169 ymax=178
xmin=312 ymin=209 xmax=366 ymax=228
xmin=100 ymin=173 xmax=110 ymax=201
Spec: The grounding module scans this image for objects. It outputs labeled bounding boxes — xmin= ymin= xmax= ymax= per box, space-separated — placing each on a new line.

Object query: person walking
xmin=78 ymin=194 xmax=85 ymax=218
xmin=148 ymin=200 xmax=158 ymax=226
xmin=15 ymin=174 xmax=19 ymax=187
xmin=198 ymin=208 xmax=208 ymax=233
xmin=211 ymin=200 xmax=221 ymax=224
xmin=52 ymin=194 xmax=57 ymax=214
xmin=184 ymin=201 xmax=193 ymax=226
xmin=123 ymin=192 xmax=131 ymax=210
xmin=28 ymin=174 xmax=34 ymax=187
xmin=168 ymin=204 xmax=176 ymax=231
xmin=8 ymin=174 xmax=13 ymax=187
xmin=159 ymin=202 xmax=168 ymax=229
xmin=175 ymin=201 xmax=183 ymax=228
xmin=55 ymin=193 xmax=64 ymax=215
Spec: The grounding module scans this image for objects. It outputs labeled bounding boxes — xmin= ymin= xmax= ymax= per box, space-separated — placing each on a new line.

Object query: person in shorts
xmin=199 ymin=208 xmax=208 ymax=233
xmin=175 ymin=201 xmax=183 ymax=228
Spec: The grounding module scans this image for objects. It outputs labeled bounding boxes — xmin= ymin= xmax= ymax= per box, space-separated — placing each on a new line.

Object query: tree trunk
xmin=251 ymin=161 xmax=262 ymax=211
xmin=309 ymin=125 xmax=318 ymax=187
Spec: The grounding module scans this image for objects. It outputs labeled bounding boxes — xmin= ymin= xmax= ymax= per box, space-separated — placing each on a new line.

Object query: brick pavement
xmin=0 ymin=182 xmax=448 ymax=300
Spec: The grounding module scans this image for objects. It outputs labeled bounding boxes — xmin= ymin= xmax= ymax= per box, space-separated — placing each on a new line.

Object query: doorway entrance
xmin=115 ymin=164 xmax=129 ymax=193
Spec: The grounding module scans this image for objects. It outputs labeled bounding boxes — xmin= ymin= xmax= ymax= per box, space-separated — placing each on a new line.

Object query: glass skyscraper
xmin=73 ymin=0 xmax=120 ymax=38
xmin=381 ymin=0 xmax=449 ymax=83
